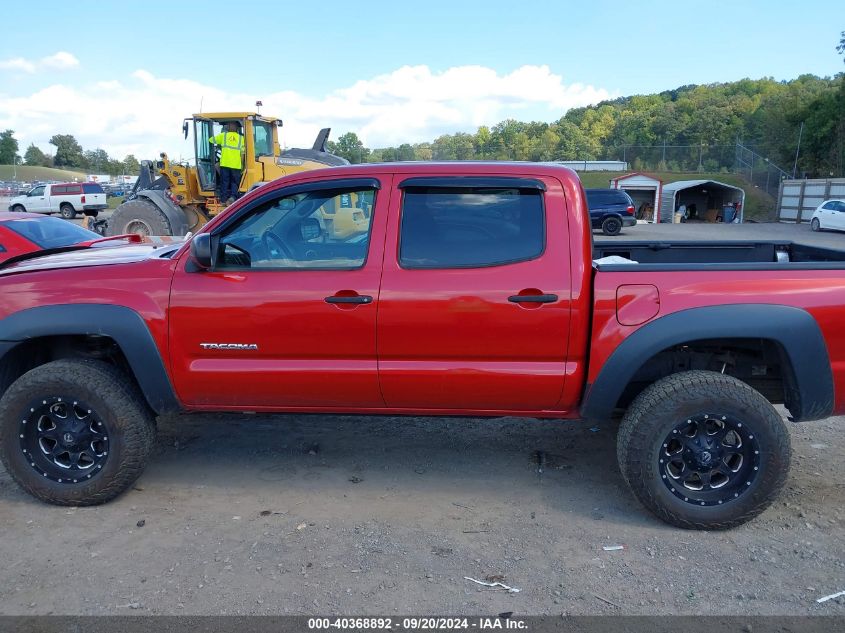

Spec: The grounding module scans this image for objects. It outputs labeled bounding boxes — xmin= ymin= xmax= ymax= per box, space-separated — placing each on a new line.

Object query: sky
xmin=0 ymin=0 xmax=842 ymax=162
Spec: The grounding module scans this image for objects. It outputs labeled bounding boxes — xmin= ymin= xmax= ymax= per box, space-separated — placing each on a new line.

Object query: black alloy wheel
xmin=659 ymin=413 xmax=760 ymax=507
xmin=19 ymin=396 xmax=110 ymax=483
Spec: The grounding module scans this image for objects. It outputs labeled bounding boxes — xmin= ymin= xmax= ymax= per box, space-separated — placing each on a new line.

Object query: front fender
xmin=0 ymin=304 xmax=181 ymax=415
xmin=580 ymin=304 xmax=834 ymax=423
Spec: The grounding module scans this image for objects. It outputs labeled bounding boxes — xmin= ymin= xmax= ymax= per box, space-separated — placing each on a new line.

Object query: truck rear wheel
xmin=616 ymin=370 xmax=791 ymax=529
xmin=107 ymin=198 xmax=172 ymax=237
xmin=59 ymin=203 xmax=77 ymax=219
xmin=0 ymin=359 xmax=156 ymax=506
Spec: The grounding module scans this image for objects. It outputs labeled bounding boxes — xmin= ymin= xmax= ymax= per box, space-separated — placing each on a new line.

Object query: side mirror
xmin=190 ymin=233 xmax=213 ymax=270
xmin=182 ymin=121 xmax=189 ymax=139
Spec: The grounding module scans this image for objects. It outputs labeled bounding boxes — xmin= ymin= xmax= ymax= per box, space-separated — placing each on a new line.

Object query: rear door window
xmin=399 ymin=187 xmax=545 ymax=269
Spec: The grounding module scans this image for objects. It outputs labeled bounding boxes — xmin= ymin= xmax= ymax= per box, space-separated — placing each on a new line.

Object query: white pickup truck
xmin=7 ymin=182 xmax=108 ymax=219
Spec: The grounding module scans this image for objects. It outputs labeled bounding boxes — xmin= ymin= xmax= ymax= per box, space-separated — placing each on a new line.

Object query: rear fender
xmin=580 ymin=304 xmax=834 ymax=423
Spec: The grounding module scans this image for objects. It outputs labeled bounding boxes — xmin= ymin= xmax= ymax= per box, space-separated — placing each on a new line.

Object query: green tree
xmin=397 ymin=143 xmax=415 ymax=161
xmin=49 ymin=134 xmax=84 ymax=168
xmin=83 ymin=148 xmax=111 ymax=172
xmin=123 ymin=154 xmax=140 ymax=175
xmin=329 ymin=132 xmax=370 ymax=164
xmin=24 ymin=143 xmax=50 ymax=167
xmin=413 ymin=142 xmax=433 ymax=161
xmin=0 ymin=130 xmax=19 ymax=164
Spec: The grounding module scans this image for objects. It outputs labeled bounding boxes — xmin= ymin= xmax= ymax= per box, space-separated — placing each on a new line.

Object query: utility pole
xmin=792 ymin=121 xmax=804 ymax=179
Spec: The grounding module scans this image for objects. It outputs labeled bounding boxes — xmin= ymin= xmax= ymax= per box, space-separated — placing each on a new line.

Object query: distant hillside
xmin=0 ymin=165 xmax=87 ymax=182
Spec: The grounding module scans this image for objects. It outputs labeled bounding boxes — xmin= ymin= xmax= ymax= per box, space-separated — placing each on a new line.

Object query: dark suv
xmin=585 ymin=188 xmax=636 ymax=236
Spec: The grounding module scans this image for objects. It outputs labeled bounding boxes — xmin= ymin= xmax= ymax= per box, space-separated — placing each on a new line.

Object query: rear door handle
xmin=325 ymin=295 xmax=373 ymax=304
xmin=508 ymin=293 xmax=558 ymax=304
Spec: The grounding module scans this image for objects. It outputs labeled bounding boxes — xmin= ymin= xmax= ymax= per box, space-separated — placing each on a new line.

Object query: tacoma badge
xmin=200 ymin=343 xmax=259 ymax=350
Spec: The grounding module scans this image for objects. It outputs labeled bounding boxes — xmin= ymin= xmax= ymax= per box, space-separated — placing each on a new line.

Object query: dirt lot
xmin=0 ymin=216 xmax=843 ymax=617
xmin=0 ymin=409 xmax=843 ymax=616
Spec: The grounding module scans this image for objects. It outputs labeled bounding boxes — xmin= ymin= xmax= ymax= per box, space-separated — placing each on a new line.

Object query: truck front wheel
xmin=0 ymin=359 xmax=156 ymax=506
xmin=616 ymin=370 xmax=791 ymax=529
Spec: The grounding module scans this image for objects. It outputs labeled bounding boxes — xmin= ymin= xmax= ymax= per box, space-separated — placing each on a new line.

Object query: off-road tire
xmin=59 ymin=203 xmax=77 ymax=219
xmin=617 ymin=370 xmax=791 ymax=530
xmin=811 ymin=217 xmax=821 ymax=232
xmin=0 ymin=359 xmax=156 ymax=506
xmin=106 ymin=198 xmax=172 ymax=237
xmin=602 ymin=216 xmax=622 ymax=236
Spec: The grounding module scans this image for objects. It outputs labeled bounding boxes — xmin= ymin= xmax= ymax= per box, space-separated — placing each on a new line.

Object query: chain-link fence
xmin=735 ymin=142 xmax=791 ymax=200
xmin=605 ymin=144 xmax=739 ymax=175
xmin=602 ymin=142 xmax=790 ymax=200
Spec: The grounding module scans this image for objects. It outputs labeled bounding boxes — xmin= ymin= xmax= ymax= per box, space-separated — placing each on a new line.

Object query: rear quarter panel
xmin=588 ymin=268 xmax=845 ymax=414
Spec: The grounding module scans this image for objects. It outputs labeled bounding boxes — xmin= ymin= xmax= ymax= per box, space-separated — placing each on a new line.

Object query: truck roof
xmin=279 ymin=161 xmax=582 ymax=180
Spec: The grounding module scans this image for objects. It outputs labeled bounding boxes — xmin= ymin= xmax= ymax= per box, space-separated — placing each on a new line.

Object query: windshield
xmin=4 ymin=217 xmax=100 ymax=249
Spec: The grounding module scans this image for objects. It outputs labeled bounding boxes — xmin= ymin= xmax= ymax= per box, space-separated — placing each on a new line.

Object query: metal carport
xmin=659 ymin=180 xmax=746 ymax=223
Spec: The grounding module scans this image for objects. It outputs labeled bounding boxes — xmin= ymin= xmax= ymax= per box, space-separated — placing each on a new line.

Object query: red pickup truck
xmin=0 ymin=163 xmax=841 ymax=529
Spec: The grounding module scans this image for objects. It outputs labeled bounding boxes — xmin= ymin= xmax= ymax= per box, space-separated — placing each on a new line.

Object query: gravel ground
xmin=1 ymin=213 xmax=843 ymax=616
xmin=0 ymin=409 xmax=843 ymax=616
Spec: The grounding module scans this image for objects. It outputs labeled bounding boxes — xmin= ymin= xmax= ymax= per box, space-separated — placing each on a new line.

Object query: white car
xmin=810 ymin=199 xmax=845 ymax=232
xmin=7 ymin=182 xmax=108 ymax=219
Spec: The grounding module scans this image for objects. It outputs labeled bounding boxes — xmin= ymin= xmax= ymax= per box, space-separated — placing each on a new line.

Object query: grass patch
xmin=575 ymin=171 xmax=774 ymax=221
xmin=0 ymin=165 xmax=87 ymax=182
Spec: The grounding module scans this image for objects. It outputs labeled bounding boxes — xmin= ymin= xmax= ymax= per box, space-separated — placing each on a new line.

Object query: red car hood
xmin=0 ymin=243 xmax=183 ymax=276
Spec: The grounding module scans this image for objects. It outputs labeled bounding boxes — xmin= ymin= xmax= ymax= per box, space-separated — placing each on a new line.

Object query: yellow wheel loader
xmin=103 ymin=112 xmax=348 ymax=237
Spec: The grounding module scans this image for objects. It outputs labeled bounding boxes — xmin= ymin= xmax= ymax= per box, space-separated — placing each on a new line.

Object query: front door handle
xmin=325 ymin=294 xmax=373 ymax=305
xmin=508 ymin=293 xmax=558 ymax=304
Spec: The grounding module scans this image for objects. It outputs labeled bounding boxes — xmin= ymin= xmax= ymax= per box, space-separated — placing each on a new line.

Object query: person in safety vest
xmin=209 ymin=121 xmax=246 ymax=203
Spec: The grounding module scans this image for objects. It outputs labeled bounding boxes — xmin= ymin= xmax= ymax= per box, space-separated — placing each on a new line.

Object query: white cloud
xmin=0 ymin=51 xmax=80 ymax=74
xmin=0 ymin=64 xmax=614 ymax=161
xmin=0 ymin=57 xmax=36 ymax=73
xmin=40 ymin=51 xmax=80 ymax=70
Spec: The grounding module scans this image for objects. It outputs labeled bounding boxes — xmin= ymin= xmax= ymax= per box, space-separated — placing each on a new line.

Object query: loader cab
xmin=191 ymin=113 xmax=281 ymax=195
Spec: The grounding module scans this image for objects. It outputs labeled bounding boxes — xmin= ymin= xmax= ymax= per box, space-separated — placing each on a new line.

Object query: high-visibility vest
xmin=210 ymin=131 xmax=245 ymax=169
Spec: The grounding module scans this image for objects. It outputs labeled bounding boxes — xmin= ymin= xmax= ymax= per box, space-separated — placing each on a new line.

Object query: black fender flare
xmin=0 ymin=304 xmax=181 ymax=415
xmin=580 ymin=304 xmax=834 ymax=423
xmin=137 ymin=190 xmax=189 ymax=237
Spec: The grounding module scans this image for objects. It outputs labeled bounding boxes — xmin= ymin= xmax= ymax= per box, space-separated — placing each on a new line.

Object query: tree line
xmin=329 ymin=73 xmax=844 ymax=178
xmin=0 ymin=131 xmax=140 ymax=176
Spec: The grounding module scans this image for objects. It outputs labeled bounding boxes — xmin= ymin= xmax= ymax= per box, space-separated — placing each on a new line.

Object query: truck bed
xmin=593 ymin=240 xmax=845 ymax=270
